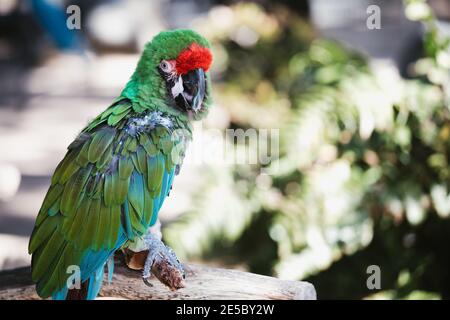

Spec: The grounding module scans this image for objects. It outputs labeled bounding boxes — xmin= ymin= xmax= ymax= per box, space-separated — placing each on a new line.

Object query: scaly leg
xmin=123 ymin=220 xmax=185 ymax=290
xmin=142 ymin=231 xmax=185 ymax=290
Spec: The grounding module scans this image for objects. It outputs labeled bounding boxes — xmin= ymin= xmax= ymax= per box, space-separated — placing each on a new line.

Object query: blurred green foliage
xmin=164 ymin=2 xmax=450 ymax=299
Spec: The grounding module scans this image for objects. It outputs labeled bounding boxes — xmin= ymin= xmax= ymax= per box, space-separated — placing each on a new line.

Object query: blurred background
xmin=0 ymin=0 xmax=449 ymax=299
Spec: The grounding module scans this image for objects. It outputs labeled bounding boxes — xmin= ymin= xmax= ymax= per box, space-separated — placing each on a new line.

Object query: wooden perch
xmin=0 ymin=262 xmax=316 ymax=300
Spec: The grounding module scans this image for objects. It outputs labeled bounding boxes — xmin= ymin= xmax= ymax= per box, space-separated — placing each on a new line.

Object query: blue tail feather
xmin=86 ymin=266 xmax=105 ymax=300
xmin=52 ymin=230 xmax=127 ymax=300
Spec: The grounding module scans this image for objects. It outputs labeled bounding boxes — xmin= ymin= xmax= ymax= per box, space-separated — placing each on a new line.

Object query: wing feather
xmin=29 ymin=99 xmax=184 ymax=298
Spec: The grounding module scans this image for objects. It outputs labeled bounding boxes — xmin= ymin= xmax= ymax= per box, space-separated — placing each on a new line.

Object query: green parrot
xmin=28 ymin=29 xmax=213 ymax=300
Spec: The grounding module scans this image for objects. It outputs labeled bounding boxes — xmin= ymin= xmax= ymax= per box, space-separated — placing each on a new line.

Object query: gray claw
xmin=141 ymin=231 xmax=185 ymax=289
xmin=143 ymin=277 xmax=153 ymax=287
xmin=165 ymin=246 xmax=185 ymax=277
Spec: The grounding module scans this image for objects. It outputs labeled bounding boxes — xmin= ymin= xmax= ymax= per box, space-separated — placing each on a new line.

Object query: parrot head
xmin=129 ymin=29 xmax=213 ymax=119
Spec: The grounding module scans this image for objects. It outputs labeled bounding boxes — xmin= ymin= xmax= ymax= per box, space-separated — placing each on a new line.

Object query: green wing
xmin=28 ymin=98 xmax=184 ymax=298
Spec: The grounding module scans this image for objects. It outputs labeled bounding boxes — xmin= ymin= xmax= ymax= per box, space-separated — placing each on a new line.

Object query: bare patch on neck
xmin=125 ymin=111 xmax=173 ymax=135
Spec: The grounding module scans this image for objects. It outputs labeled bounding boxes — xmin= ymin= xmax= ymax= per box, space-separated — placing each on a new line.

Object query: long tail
xmin=48 ymin=233 xmax=125 ymax=300
xmin=52 ymin=265 xmax=105 ymax=300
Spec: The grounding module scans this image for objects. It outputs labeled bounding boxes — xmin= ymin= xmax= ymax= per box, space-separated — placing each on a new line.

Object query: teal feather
xmin=28 ymin=28 xmax=212 ymax=300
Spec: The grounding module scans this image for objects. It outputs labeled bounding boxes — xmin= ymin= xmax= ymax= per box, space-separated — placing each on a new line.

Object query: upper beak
xmin=173 ymin=68 xmax=206 ymax=113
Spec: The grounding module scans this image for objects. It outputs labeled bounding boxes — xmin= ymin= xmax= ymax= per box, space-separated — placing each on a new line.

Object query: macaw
xmin=28 ymin=29 xmax=213 ymax=300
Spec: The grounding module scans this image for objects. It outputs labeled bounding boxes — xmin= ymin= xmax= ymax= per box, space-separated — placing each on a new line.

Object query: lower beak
xmin=174 ymin=68 xmax=206 ymax=113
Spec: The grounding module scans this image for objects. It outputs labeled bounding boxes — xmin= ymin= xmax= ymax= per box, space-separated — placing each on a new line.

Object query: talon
xmin=140 ymin=231 xmax=186 ymax=291
xmin=143 ymin=277 xmax=153 ymax=287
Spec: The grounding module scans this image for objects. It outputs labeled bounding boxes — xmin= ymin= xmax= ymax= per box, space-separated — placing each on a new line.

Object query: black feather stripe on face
xmin=158 ymin=66 xmax=185 ymax=111
xmin=158 ymin=65 xmax=207 ymax=114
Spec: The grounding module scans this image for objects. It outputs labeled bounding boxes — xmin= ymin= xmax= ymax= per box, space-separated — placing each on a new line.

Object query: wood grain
xmin=0 ymin=261 xmax=316 ymax=300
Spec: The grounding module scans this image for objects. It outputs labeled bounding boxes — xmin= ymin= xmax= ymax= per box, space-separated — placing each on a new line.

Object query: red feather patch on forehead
xmin=175 ymin=43 xmax=212 ymax=75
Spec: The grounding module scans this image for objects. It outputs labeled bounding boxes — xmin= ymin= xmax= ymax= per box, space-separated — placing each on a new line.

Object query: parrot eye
xmin=159 ymin=60 xmax=174 ymax=73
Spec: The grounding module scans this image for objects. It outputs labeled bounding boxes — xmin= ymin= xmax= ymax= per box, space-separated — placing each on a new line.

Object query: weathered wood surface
xmin=0 ymin=262 xmax=316 ymax=300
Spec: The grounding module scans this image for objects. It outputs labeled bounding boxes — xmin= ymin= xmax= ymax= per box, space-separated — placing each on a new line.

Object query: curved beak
xmin=172 ymin=68 xmax=206 ymax=113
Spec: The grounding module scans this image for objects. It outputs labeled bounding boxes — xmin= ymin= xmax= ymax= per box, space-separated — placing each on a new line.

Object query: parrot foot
xmin=142 ymin=232 xmax=185 ymax=291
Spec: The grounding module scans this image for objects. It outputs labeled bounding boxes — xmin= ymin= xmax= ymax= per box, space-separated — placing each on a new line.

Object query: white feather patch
xmin=171 ymin=76 xmax=184 ymax=98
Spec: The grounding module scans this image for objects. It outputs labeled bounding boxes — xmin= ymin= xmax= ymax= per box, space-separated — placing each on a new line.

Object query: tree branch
xmin=0 ymin=262 xmax=316 ymax=300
